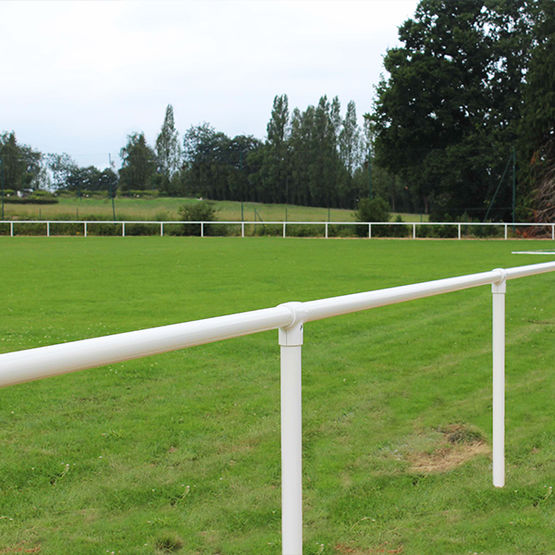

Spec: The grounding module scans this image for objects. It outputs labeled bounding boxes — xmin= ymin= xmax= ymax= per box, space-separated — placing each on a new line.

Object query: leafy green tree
xmin=119 ymin=133 xmax=157 ymax=192
xmin=370 ymin=0 xmax=535 ymax=219
xmin=99 ymin=168 xmax=119 ymax=197
xmin=47 ymin=153 xmax=78 ymax=191
xmin=519 ymin=0 xmax=554 ymax=222
xmin=0 ymin=131 xmax=43 ymax=192
xmin=183 ymin=124 xmax=261 ymax=201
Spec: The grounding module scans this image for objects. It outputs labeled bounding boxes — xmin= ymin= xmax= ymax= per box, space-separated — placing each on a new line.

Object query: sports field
xmin=0 ymin=237 xmax=553 ymax=554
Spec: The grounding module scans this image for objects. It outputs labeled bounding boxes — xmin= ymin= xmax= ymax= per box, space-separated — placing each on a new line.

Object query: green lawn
xmin=0 ymin=237 xmax=553 ymax=554
xmin=2 ymin=196 xmax=427 ymax=223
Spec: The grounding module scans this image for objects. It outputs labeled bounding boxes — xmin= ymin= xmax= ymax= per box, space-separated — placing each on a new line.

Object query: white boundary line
xmin=512 ymin=251 xmax=555 ymax=255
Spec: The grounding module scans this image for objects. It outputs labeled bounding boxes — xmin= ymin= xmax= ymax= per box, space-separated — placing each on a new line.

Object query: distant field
xmin=2 ymin=196 xmax=427 ymax=223
xmin=0 ymin=238 xmax=553 ymax=554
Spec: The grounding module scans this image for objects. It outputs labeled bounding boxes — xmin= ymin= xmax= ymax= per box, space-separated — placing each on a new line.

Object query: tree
xmin=155 ymin=104 xmax=181 ymax=180
xmin=264 ymin=94 xmax=290 ymax=203
xmin=99 ymin=168 xmax=119 ymax=197
xmin=0 ymin=131 xmax=43 ymax=192
xmin=183 ymin=124 xmax=262 ymax=201
xmin=519 ymin=0 xmax=555 ymax=222
xmin=47 ymin=153 xmax=78 ymax=191
xmin=310 ymin=96 xmax=341 ymax=208
xmin=119 ymin=133 xmax=157 ymax=192
xmin=370 ymin=0 xmax=536 ymax=219
xmin=339 ymin=101 xmax=362 ymax=176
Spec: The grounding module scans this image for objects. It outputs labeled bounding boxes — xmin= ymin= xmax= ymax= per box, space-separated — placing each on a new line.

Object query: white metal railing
xmin=1 ymin=219 xmax=554 ymax=240
xmin=0 ymin=261 xmax=554 ymax=555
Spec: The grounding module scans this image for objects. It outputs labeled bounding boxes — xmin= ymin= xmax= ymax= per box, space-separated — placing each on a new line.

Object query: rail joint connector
xmin=492 ymin=268 xmax=507 ymax=294
xmin=278 ymin=302 xmax=306 ymax=346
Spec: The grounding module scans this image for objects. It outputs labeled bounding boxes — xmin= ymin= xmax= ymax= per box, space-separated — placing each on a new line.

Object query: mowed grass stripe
xmin=0 ymin=237 xmax=553 ymax=554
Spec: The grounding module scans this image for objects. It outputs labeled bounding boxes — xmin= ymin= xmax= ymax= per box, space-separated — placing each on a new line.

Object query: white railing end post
xmin=491 ymin=268 xmax=506 ymax=488
xmin=278 ymin=302 xmax=304 ymax=555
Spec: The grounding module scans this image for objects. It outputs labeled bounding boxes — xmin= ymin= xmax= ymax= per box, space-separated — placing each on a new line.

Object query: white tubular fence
xmin=1 ymin=219 xmax=554 ymax=239
xmin=1 ymin=261 xmax=554 ymax=555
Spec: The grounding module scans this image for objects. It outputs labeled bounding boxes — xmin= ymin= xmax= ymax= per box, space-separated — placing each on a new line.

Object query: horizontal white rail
xmin=0 ymin=261 xmax=554 ymax=554
xmin=1 ymin=219 xmax=554 ymax=240
xmin=1 ymin=262 xmax=553 ymax=388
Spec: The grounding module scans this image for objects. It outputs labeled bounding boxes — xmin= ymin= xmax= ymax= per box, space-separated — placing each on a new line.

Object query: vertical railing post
xmin=160 ymin=223 xmax=164 ymax=237
xmin=458 ymin=223 xmax=461 ymax=240
xmin=551 ymin=224 xmax=554 ymax=241
xmin=283 ymin=222 xmax=286 ymax=239
xmin=492 ymin=270 xmax=506 ymax=488
xmin=201 ymin=222 xmax=204 ymax=238
xmin=368 ymin=223 xmax=371 ymax=239
xmin=503 ymin=224 xmax=507 ymax=240
xmin=279 ymin=309 xmax=304 ymax=555
xmin=122 ymin=222 xmax=126 ymax=237
xmin=84 ymin=222 xmax=87 ymax=238
xmin=412 ymin=223 xmax=416 ymax=239
xmin=47 ymin=221 xmax=50 ymax=237
xmin=325 ymin=222 xmax=328 ymax=239
xmin=10 ymin=221 xmax=13 ymax=237
xmin=242 ymin=222 xmax=245 ymax=238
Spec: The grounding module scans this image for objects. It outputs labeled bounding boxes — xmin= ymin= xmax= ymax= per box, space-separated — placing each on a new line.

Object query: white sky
xmin=0 ymin=0 xmax=419 ymax=168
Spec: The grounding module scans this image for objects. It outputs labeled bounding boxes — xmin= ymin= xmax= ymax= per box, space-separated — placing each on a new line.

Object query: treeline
xmin=181 ymin=96 xmax=376 ymax=209
xmin=1 ymin=97 xmax=383 ymax=211
xmin=1 ymin=0 xmax=553 ymax=222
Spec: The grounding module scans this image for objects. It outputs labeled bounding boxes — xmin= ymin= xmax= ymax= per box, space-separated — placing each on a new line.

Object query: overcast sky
xmin=0 ymin=0 xmax=419 ymax=169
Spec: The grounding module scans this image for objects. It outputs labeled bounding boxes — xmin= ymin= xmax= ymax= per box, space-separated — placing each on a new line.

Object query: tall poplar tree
xmin=339 ymin=101 xmax=361 ymax=176
xmin=265 ymin=94 xmax=290 ymax=203
xmin=155 ymin=104 xmax=181 ymax=178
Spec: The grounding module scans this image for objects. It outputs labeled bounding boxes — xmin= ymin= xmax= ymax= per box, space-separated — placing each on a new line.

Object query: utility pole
xmin=109 ymin=153 xmax=116 ymax=220
xmin=511 ymin=146 xmax=516 ymax=231
xmin=0 ymin=157 xmax=4 ymax=219
xmin=239 ymin=150 xmax=244 ymax=222
xmin=368 ymin=153 xmax=373 ymax=200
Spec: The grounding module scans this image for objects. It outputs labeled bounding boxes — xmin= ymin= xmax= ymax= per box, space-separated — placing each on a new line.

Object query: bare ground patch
xmin=335 ymin=542 xmax=404 ymax=554
xmin=408 ymin=424 xmax=489 ymax=474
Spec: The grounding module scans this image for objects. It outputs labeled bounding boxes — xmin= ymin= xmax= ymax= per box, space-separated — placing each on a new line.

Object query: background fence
xmin=1 ymin=219 xmax=554 ymax=239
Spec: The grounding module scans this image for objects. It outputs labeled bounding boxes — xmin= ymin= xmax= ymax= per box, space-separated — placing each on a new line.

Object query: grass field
xmin=0 ymin=237 xmax=553 ymax=554
xmin=2 ymin=196 xmax=426 ymax=223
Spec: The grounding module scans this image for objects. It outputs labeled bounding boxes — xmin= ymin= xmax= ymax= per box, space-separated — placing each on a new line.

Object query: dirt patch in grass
xmin=335 ymin=543 xmax=404 ymax=554
xmin=409 ymin=424 xmax=489 ymax=474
